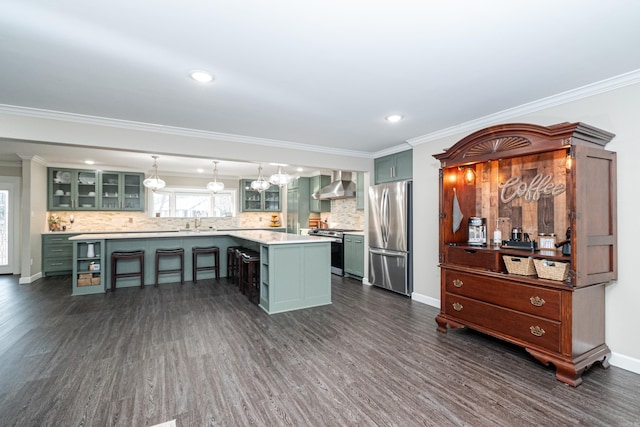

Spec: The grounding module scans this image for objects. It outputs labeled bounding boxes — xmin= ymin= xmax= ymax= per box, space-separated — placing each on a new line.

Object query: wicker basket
xmin=534 ymin=259 xmax=569 ymax=281
xmin=502 ymin=256 xmax=536 ymax=276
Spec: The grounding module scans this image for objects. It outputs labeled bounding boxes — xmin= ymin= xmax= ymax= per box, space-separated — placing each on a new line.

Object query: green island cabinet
xmin=344 ymin=233 xmax=365 ymax=279
xmin=374 ymin=150 xmax=413 ymax=184
xmin=42 ymin=233 xmax=80 ymax=276
xmin=309 ymin=175 xmax=331 ymax=212
xmin=72 ymin=239 xmax=105 ymax=295
xmin=48 ymin=167 xmax=144 ymax=211
xmin=239 ymin=179 xmax=282 ymax=212
xmin=259 ymin=242 xmax=331 ymax=314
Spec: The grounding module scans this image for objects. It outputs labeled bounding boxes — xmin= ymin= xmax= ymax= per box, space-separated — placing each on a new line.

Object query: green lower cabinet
xmin=344 ymin=234 xmax=365 ymax=278
xmin=42 ymin=233 xmax=80 ymax=276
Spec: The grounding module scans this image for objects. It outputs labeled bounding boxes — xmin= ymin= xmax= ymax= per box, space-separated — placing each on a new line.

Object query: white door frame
xmin=0 ymin=177 xmax=21 ymax=275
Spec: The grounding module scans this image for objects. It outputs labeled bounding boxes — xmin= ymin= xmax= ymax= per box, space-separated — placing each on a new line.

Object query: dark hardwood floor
xmin=0 ymin=274 xmax=638 ymax=427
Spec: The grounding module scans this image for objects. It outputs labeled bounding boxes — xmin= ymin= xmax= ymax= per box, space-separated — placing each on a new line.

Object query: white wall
xmin=411 ymin=83 xmax=640 ymax=373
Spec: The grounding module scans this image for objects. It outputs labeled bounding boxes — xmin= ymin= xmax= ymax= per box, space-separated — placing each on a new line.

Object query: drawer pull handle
xmin=452 ymin=279 xmax=463 ymax=288
xmin=530 ymin=296 xmax=546 ymax=307
xmin=51 ymin=249 xmax=63 ymax=252
xmin=464 ymin=249 xmax=477 ymax=254
xmin=452 ymin=302 xmax=463 ymax=311
xmin=51 ymin=262 xmax=63 ymax=266
xmin=529 ymin=326 xmax=545 ymax=337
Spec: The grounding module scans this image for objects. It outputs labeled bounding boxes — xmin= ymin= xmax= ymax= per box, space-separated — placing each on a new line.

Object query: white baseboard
xmin=609 ymin=352 xmax=640 ymax=375
xmin=19 ymin=272 xmax=42 ymax=284
xmin=410 ymin=293 xmax=640 ymax=376
xmin=411 ymin=291 xmax=440 ymax=308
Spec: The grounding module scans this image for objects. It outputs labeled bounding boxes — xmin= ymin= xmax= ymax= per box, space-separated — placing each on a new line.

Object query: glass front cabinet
xmin=239 ymin=179 xmax=282 ymax=212
xmin=48 ymin=168 xmax=144 ymax=211
xmin=100 ymin=171 xmax=144 ymax=211
xmin=49 ymin=168 xmax=99 ymax=211
xmin=433 ymin=122 xmax=617 ymax=387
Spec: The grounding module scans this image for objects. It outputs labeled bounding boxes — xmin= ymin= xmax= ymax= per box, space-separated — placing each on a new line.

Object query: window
xmin=150 ymin=188 xmax=236 ymax=218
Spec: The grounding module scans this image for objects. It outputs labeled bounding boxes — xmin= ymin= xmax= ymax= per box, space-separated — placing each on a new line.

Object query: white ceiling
xmin=1 ymin=1 xmax=640 ymax=176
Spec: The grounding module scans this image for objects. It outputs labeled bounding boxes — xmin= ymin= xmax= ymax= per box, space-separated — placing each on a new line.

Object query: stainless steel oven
xmin=308 ymin=229 xmax=361 ymax=276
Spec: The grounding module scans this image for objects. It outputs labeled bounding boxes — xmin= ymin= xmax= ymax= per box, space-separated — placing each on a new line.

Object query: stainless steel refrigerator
xmin=368 ymin=180 xmax=413 ymax=296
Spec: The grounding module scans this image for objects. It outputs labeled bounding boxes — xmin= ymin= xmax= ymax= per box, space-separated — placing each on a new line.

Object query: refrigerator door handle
xmin=381 ymin=188 xmax=390 ymax=244
xmin=369 ymin=248 xmax=406 ymax=257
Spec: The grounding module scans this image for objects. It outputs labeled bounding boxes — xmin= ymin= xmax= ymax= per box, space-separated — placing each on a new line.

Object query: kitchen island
xmin=69 ymin=230 xmax=331 ymax=314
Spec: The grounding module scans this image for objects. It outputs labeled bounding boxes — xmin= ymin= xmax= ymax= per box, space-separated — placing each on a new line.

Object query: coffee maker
xmin=468 ymin=217 xmax=487 ymax=247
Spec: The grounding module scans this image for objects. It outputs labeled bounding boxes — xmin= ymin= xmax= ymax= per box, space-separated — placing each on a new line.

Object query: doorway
xmin=0 ymin=178 xmax=20 ymax=275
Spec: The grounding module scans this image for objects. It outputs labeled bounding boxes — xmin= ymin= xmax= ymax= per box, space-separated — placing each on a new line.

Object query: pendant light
xmin=269 ymin=165 xmax=292 ymax=187
xmin=250 ymin=164 xmax=271 ymax=193
xmin=143 ymin=155 xmax=166 ymax=191
xmin=206 ymin=161 xmax=224 ymax=193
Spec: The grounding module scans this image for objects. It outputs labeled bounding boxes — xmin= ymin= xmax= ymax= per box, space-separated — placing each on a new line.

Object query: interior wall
xmin=411 ymin=82 xmax=640 ymax=372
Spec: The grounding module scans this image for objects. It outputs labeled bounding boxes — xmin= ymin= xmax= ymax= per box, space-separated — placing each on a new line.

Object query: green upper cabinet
xmin=356 ymin=172 xmax=365 ymax=211
xmin=100 ymin=171 xmax=145 ymax=211
xmin=374 ymin=150 xmax=413 ymax=184
xmin=48 ymin=168 xmax=144 ymax=211
xmin=239 ymin=179 xmax=282 ymax=212
xmin=49 ymin=168 xmax=99 ymax=211
xmin=309 ymin=175 xmax=331 ymax=213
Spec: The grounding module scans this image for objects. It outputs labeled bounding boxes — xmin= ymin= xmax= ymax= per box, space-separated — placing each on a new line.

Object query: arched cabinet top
xmin=433 ymin=122 xmax=615 ymax=167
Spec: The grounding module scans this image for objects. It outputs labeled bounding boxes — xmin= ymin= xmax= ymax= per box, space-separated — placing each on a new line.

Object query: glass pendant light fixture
xmin=250 ymin=164 xmax=271 ymax=193
xmin=206 ymin=160 xmax=225 ymax=193
xmin=143 ymin=155 xmax=166 ymax=191
xmin=269 ymin=165 xmax=292 ymax=187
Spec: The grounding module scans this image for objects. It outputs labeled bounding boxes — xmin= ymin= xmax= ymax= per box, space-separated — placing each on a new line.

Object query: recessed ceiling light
xmin=190 ymin=70 xmax=214 ymax=83
xmin=197 ymin=168 xmax=204 ymax=173
xmin=385 ymin=114 xmax=403 ymax=123
xmin=84 ymin=160 xmax=95 ymax=165
xmin=296 ymin=167 xmax=304 ymax=172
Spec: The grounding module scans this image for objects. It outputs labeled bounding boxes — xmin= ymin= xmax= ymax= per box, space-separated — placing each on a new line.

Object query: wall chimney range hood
xmin=312 ymin=171 xmax=356 ymax=200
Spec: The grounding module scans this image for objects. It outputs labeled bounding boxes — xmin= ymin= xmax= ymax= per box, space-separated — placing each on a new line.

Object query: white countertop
xmin=69 ymin=229 xmax=332 ymax=245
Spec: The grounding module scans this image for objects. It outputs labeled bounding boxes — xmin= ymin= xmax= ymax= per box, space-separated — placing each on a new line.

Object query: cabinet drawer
xmin=44 ymin=245 xmax=73 ymax=258
xmin=444 ymin=293 xmax=560 ymax=352
xmin=443 ymin=270 xmax=561 ymax=320
xmin=446 ymin=246 xmax=504 ymax=272
xmin=43 ymin=258 xmax=73 ymax=272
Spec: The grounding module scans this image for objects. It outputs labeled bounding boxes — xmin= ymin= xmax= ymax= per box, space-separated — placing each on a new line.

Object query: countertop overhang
xmin=69 ymin=229 xmax=332 ymax=245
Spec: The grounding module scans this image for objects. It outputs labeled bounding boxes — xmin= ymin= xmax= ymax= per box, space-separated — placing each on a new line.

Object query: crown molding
xmin=372 ymin=142 xmax=415 ymax=158
xmin=407 ymin=69 xmax=640 ymax=146
xmin=16 ymin=154 xmax=48 ymax=166
xmin=0 ymin=104 xmax=372 ymax=159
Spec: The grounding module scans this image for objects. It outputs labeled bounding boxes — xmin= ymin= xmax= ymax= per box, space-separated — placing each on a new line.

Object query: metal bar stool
xmin=155 ymin=248 xmax=185 ymax=287
xmin=241 ymin=250 xmax=260 ymax=303
xmin=110 ymin=250 xmax=145 ymax=291
xmin=192 ymin=246 xmax=220 ymax=283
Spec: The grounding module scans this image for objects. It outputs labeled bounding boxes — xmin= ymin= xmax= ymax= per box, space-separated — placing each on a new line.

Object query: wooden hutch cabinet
xmin=433 ymin=122 xmax=617 ymax=386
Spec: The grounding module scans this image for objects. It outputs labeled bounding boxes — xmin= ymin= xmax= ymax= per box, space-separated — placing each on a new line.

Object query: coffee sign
xmin=500 ymin=173 xmax=565 ymax=203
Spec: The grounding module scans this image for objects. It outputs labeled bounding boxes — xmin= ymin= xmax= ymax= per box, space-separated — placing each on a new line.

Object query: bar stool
xmin=110 ymin=250 xmax=145 ymax=291
xmin=226 ymin=246 xmax=244 ymax=283
xmin=192 ymin=246 xmax=220 ymax=283
xmin=155 ymin=248 xmax=185 ymax=287
xmin=241 ymin=250 xmax=260 ymax=303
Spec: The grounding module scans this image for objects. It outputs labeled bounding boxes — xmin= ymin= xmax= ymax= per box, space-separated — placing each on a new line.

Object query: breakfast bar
xmin=69 ymin=230 xmax=332 ymax=314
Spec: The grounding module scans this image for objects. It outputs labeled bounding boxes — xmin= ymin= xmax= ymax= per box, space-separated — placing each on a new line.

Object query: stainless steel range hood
xmin=312 ymin=171 xmax=356 ymax=200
